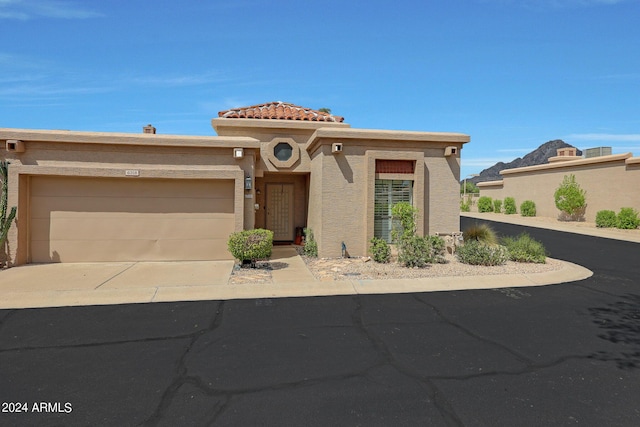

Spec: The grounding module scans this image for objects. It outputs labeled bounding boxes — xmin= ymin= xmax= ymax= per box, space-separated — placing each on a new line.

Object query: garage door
xmin=29 ymin=176 xmax=236 ymax=262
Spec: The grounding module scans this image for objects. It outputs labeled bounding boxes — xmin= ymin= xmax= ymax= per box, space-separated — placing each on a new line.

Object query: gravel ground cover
xmin=228 ymin=249 xmax=562 ymax=284
xmin=299 ymin=252 xmax=562 ymax=281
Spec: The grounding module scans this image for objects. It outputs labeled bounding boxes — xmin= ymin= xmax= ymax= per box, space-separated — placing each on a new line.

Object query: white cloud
xmin=567 ymin=133 xmax=640 ymax=142
xmin=0 ymin=0 xmax=103 ymax=20
xmin=129 ymin=72 xmax=228 ymax=88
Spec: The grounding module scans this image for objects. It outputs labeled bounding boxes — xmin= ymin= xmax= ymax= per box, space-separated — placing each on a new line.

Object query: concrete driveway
xmin=0 ymin=261 xmax=235 ymax=308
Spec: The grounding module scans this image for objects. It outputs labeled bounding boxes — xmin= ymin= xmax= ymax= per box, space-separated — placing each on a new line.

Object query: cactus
xmin=1 ymin=161 xmax=17 ymax=261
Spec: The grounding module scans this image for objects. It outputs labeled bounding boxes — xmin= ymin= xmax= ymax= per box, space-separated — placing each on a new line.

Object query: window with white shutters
xmin=374 ymin=180 xmax=413 ymax=242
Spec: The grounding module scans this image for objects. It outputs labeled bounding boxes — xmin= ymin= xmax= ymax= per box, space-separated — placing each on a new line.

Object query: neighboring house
xmin=478 ymin=147 xmax=640 ymax=222
xmin=0 ymin=102 xmax=469 ymax=266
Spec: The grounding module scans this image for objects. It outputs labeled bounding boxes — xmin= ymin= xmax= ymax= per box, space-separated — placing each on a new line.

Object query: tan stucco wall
xmin=478 ymin=154 xmax=640 ymax=222
xmin=0 ymin=128 xmax=259 ymax=265
xmin=2 ymin=121 xmax=469 ymax=264
xmin=308 ymin=138 xmax=466 ymax=258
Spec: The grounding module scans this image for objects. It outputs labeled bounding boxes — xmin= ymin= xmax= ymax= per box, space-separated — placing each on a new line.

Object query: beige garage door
xmin=29 ymin=176 xmax=235 ymax=263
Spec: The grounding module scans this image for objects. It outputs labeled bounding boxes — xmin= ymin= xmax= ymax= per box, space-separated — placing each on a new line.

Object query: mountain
xmin=468 ymin=139 xmax=582 ymax=185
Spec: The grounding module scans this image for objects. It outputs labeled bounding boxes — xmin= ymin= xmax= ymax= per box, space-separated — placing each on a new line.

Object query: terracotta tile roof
xmin=218 ymin=101 xmax=344 ymax=123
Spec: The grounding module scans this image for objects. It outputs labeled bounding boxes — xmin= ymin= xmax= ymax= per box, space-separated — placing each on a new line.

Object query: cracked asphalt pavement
xmin=1 ymin=218 xmax=640 ymax=426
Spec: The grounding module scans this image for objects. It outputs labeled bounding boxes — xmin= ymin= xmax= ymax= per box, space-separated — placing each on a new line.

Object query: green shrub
xmin=460 ymin=181 xmax=479 ymax=195
xmin=554 ymin=174 xmax=586 ymax=221
xmin=501 ymin=233 xmax=547 ymax=263
xmin=396 ymin=235 xmax=446 ymax=267
xmin=504 ymin=197 xmax=517 ymax=214
xmin=520 ymin=200 xmax=536 ymax=217
xmin=303 ymin=227 xmax=318 ymax=257
xmin=477 ymin=196 xmax=493 ymax=213
xmin=460 ymin=197 xmax=471 ymax=212
xmin=425 ymin=235 xmax=447 ymax=264
xmin=616 ymin=207 xmax=640 ymax=230
xmin=595 ymin=210 xmax=617 ymax=228
xmin=398 ymin=235 xmax=430 ymax=268
xmin=493 ymin=199 xmax=502 ymax=213
xmin=456 ymin=240 xmax=509 ymax=266
xmin=369 ymin=237 xmax=391 ymax=263
xmin=390 ymin=202 xmax=418 ymax=243
xmin=227 ymin=229 xmax=273 ymax=266
xmin=463 ymin=223 xmax=498 ymax=245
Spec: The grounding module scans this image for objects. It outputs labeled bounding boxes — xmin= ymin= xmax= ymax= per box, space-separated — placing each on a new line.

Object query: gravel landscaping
xmin=298 ymin=252 xmax=562 ymax=281
xmin=229 ymin=247 xmax=562 ymax=284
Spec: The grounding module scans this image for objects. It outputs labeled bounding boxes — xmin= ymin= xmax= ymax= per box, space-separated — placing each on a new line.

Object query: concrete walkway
xmin=0 ymin=251 xmax=593 ymax=310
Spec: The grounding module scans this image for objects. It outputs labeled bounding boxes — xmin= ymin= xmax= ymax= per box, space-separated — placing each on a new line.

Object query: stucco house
xmin=0 ymin=102 xmax=469 ymax=266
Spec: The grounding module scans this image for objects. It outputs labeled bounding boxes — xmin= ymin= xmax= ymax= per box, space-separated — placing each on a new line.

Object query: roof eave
xmin=0 ymin=128 xmax=261 ymax=149
xmin=306 ymin=127 xmax=470 ymax=154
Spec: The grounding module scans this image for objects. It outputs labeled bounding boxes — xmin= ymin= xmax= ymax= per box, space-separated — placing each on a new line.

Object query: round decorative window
xmin=274 ymin=142 xmax=293 ymax=161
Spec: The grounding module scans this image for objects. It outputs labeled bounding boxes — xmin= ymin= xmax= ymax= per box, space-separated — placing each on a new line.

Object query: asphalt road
xmin=1 ymin=218 xmax=640 ymax=426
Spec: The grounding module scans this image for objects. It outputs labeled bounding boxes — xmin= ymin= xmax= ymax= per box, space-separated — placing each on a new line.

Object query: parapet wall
xmin=477 ymin=154 xmax=640 ymax=222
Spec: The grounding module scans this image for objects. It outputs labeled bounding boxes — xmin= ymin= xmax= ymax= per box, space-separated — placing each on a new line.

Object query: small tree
xmin=390 ymin=202 xmax=417 ymax=244
xmin=460 ymin=181 xmax=479 ymax=195
xmin=1 ymin=161 xmax=17 ymax=267
xmin=554 ymin=174 xmax=586 ymax=221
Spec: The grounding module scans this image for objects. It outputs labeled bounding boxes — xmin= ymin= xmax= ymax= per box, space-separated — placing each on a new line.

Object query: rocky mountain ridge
xmin=468 ymin=139 xmax=582 ymax=185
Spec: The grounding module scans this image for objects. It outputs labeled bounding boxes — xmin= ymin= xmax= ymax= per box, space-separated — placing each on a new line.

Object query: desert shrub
xmin=397 ymin=235 xmax=430 ymax=268
xmin=504 ymin=197 xmax=517 ymax=214
xmin=456 ymin=240 xmax=509 ymax=266
xmin=460 ymin=197 xmax=471 ymax=212
xmin=303 ymin=228 xmax=319 ymax=257
xmin=493 ymin=199 xmax=502 ymax=213
xmin=390 ymin=202 xmax=418 ymax=243
xmin=228 ymin=229 xmax=273 ymax=267
xmin=595 ymin=210 xmax=618 ymax=228
xmin=425 ymin=235 xmax=447 ymax=264
xmin=501 ymin=233 xmax=547 ymax=263
xmin=369 ymin=237 xmax=391 ymax=263
xmin=616 ymin=207 xmax=640 ymax=230
xmin=477 ymin=196 xmax=493 ymax=213
xmin=463 ymin=223 xmax=498 ymax=245
xmin=520 ymin=200 xmax=536 ymax=217
xmin=554 ymin=174 xmax=586 ymax=221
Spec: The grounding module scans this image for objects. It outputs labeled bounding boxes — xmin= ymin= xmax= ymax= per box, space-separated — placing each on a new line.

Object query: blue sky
xmin=1 ymin=0 xmax=638 ymax=178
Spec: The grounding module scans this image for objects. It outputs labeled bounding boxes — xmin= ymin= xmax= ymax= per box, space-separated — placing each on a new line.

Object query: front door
xmin=266 ymin=183 xmax=294 ymax=241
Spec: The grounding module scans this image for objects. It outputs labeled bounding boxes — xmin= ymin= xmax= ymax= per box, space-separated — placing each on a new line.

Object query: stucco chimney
xmin=143 ymin=124 xmax=156 ymax=134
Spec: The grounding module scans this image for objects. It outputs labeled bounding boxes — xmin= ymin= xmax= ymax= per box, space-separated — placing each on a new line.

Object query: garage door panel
xmin=31 ymin=177 xmax=235 ymax=199
xmin=29 ymin=176 xmax=237 ymax=262
xmin=36 ymin=216 xmax=235 ymax=241
xmin=30 ymin=196 xmax=234 ymax=216
xmin=31 ymin=238 xmax=233 ymax=262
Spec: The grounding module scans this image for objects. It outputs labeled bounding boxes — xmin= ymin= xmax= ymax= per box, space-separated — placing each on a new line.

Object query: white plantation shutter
xmin=374 ymin=180 xmax=413 ymax=242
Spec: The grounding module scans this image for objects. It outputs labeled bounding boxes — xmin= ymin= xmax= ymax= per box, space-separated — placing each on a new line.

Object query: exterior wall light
xmin=444 ymin=146 xmax=458 ymax=156
xmin=6 ymin=140 xmax=25 ymax=153
xmin=244 ymin=176 xmax=252 ymax=190
xmin=233 ymin=148 xmax=244 ymax=159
